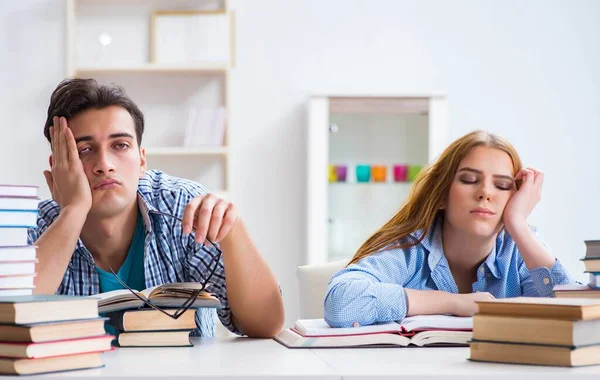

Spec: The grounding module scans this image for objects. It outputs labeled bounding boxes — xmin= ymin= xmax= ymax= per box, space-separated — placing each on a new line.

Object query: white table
xmin=13 ymin=337 xmax=600 ymax=379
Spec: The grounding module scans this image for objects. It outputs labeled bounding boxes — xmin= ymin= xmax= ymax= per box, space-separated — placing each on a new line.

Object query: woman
xmin=324 ymin=130 xmax=572 ymax=328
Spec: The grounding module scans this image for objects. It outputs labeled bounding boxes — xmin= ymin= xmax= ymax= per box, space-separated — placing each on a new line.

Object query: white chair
xmin=296 ymin=260 xmax=348 ymax=319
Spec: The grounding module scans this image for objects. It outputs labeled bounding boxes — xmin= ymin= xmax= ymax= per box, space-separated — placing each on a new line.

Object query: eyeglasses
xmin=109 ymin=209 xmax=223 ymax=320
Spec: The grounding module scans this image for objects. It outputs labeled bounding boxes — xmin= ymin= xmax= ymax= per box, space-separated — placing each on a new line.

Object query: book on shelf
xmin=106 ymin=308 xmax=197 ymax=332
xmin=0 ymin=335 xmax=113 ymax=359
xmin=475 ymin=297 xmax=600 ymax=320
xmin=0 ymin=185 xmax=38 ymax=198
xmin=473 ymin=314 xmax=600 ymax=347
xmin=115 ymin=330 xmax=194 ymax=347
xmin=0 ymin=196 xmax=40 ymax=211
xmin=94 ymin=282 xmax=220 ymax=313
xmin=0 ymin=295 xmax=99 ymax=324
xmin=0 ymin=246 xmax=36 ymax=262
xmin=0 ymin=211 xmax=37 ymax=228
xmin=0 ymin=351 xmax=105 ymax=376
xmin=275 ymin=315 xmax=472 ymax=349
xmin=0 ymin=228 xmax=30 ymax=247
xmin=0 ymin=318 xmax=107 ymax=343
xmin=469 ymin=340 xmax=600 ymax=367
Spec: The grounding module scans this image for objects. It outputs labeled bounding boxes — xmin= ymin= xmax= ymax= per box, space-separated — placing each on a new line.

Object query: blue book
xmin=0 ymin=210 xmax=37 ymax=228
xmin=0 ymin=295 xmax=99 ymax=325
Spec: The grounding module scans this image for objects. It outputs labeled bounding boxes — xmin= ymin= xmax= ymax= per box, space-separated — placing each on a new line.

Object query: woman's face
xmin=444 ymin=146 xmax=516 ymax=239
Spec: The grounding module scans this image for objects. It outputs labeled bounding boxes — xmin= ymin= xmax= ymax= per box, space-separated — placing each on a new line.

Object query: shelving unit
xmin=306 ymin=95 xmax=448 ymax=264
xmin=66 ymin=0 xmax=235 ymax=199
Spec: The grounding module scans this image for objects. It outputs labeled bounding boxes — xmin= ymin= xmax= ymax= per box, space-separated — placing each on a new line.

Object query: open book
xmin=92 ymin=282 xmax=221 ymax=314
xmin=275 ymin=315 xmax=472 ymax=348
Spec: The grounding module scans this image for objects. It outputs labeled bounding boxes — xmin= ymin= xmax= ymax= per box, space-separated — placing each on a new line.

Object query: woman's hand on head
xmin=502 ymin=167 xmax=544 ymax=233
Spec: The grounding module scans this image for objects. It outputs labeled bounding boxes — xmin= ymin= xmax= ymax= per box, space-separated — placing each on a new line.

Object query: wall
xmin=1 ymin=0 xmax=599 ymax=327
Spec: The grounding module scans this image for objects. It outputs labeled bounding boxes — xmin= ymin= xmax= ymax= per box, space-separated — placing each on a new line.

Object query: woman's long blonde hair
xmin=348 ymin=130 xmax=523 ymax=265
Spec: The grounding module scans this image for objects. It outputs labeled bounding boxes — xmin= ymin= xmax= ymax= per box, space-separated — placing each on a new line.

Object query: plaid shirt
xmin=28 ymin=170 xmax=240 ymax=336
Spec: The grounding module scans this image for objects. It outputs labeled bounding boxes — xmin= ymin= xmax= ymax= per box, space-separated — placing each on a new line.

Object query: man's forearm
xmin=33 ymin=207 xmax=87 ymax=294
xmin=219 ymin=220 xmax=284 ymax=338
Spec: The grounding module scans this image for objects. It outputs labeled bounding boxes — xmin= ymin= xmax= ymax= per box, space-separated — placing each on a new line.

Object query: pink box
xmin=393 ymin=164 xmax=408 ymax=182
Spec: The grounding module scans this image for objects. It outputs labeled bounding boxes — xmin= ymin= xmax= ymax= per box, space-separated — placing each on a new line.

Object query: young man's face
xmin=66 ymin=105 xmax=146 ymax=218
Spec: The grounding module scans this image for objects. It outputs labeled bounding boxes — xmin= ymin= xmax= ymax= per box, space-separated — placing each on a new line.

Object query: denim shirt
xmin=28 ymin=170 xmax=240 ymax=336
xmin=324 ymin=219 xmax=572 ymax=328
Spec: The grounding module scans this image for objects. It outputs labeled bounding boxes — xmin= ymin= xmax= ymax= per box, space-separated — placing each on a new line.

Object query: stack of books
xmin=275 ymin=314 xmax=473 ymax=348
xmin=0 ymin=184 xmax=40 ymax=297
xmin=94 ymin=282 xmax=221 ymax=347
xmin=470 ymin=297 xmax=600 ymax=366
xmin=0 ymin=295 xmax=113 ymax=375
xmin=553 ymin=240 xmax=600 ymax=298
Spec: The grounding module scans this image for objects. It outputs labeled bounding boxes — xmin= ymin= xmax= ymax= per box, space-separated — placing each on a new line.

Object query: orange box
xmin=371 ymin=165 xmax=387 ymax=182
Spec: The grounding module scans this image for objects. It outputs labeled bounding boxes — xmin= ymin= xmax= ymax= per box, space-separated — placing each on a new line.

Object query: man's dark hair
xmin=43 ymin=78 xmax=144 ymax=146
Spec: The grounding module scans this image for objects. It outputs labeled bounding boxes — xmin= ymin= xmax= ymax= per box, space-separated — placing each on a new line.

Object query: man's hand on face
xmin=182 ymin=194 xmax=239 ymax=244
xmin=43 ymin=116 xmax=92 ymax=212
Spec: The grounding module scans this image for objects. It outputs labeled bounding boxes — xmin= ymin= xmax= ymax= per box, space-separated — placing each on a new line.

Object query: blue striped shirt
xmin=324 ymin=218 xmax=573 ymax=327
xmin=28 ymin=170 xmax=240 ymax=336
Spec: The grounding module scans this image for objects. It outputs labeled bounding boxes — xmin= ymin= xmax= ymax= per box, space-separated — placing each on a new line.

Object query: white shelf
xmin=145 ymin=147 xmax=228 ymax=156
xmin=75 ymin=63 xmax=228 ymax=75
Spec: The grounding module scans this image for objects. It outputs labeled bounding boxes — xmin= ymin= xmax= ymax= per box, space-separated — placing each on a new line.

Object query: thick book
xmin=0 ymin=288 xmax=34 ymax=297
xmin=0 ymin=351 xmax=104 ymax=376
xmin=106 ymin=308 xmax=197 ymax=332
xmin=0 ymin=274 xmax=35 ymax=289
xmin=115 ymin=330 xmax=193 ymax=347
xmin=0 ymin=318 xmax=107 ymax=343
xmin=581 ymin=258 xmax=600 ymax=273
xmin=0 ymin=211 xmax=37 ymax=228
xmin=0 ymin=196 xmax=40 ymax=211
xmin=0 ymin=261 xmax=36 ymax=276
xmin=0 ymin=185 xmax=38 ymax=198
xmin=473 ymin=314 xmax=600 ymax=346
xmin=585 ymin=240 xmax=600 ymax=259
xmin=476 ymin=297 xmax=600 ymax=320
xmin=0 ymin=295 xmax=99 ymax=324
xmin=553 ymin=283 xmax=600 ymax=298
xmin=94 ymin=282 xmax=221 ymax=313
xmin=0 ymin=228 xmax=29 ymax=247
xmin=0 ymin=335 xmax=113 ymax=358
xmin=292 ymin=315 xmax=472 ymax=337
xmin=0 ymin=246 xmax=36 ymax=262
xmin=470 ymin=340 xmax=600 ymax=367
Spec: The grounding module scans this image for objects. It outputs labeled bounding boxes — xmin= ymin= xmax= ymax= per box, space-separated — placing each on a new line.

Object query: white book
xmin=0 ymin=185 xmax=38 ymax=198
xmin=0 ymin=288 xmax=34 ymax=297
xmin=0 ymin=275 xmax=35 ymax=288
xmin=0 ymin=211 xmax=37 ymax=228
xmin=0 ymin=197 xmax=40 ymax=211
xmin=194 ymin=108 xmax=217 ymax=147
xmin=0 ymin=246 xmax=36 ymax=262
xmin=0 ymin=261 xmax=36 ymax=276
xmin=293 ymin=315 xmax=472 ymax=337
xmin=0 ymin=228 xmax=30 ymax=247
xmin=209 ymin=106 xmax=227 ymax=146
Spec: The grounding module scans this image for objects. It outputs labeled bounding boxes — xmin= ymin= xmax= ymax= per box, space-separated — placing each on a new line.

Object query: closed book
xmin=0 ymin=275 xmax=35 ymax=288
xmin=94 ymin=282 xmax=220 ymax=313
xmin=0 ymin=261 xmax=36 ymax=276
xmin=106 ymin=308 xmax=197 ymax=331
xmin=553 ymin=283 xmax=600 ymax=298
xmin=0 ymin=197 xmax=40 ymax=211
xmin=0 ymin=185 xmax=38 ymax=198
xmin=476 ymin=297 xmax=600 ymax=320
xmin=469 ymin=340 xmax=600 ymax=367
xmin=0 ymin=295 xmax=99 ymax=324
xmin=0 ymin=246 xmax=36 ymax=262
xmin=116 ymin=330 xmax=193 ymax=347
xmin=473 ymin=314 xmax=600 ymax=346
xmin=0 ymin=351 xmax=104 ymax=376
xmin=0 ymin=335 xmax=113 ymax=358
xmin=581 ymin=258 xmax=600 ymax=273
xmin=0 ymin=211 xmax=37 ymax=228
xmin=0 ymin=228 xmax=29 ymax=247
xmin=0 ymin=318 xmax=107 ymax=343
xmin=0 ymin=288 xmax=34 ymax=297
xmin=585 ymin=240 xmax=600 ymax=259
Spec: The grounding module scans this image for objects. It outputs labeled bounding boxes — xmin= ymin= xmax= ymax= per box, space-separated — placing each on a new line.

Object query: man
xmin=29 ymin=78 xmax=284 ymax=338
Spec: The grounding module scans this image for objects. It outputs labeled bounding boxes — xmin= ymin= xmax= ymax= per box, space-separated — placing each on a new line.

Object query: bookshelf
xmin=306 ymin=95 xmax=448 ymax=264
xmin=65 ymin=0 xmax=235 ymax=199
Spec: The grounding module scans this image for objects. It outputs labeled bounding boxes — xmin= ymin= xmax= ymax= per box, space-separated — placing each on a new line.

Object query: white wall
xmin=1 ymin=0 xmax=599 ymax=328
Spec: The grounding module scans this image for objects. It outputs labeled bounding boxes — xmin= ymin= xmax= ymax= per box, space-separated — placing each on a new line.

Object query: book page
xmin=400 ymin=315 xmax=473 ymax=332
xmin=93 ymin=289 xmax=146 ymax=303
xmin=293 ymin=319 xmax=402 ymax=337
